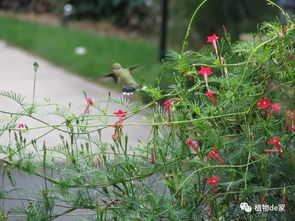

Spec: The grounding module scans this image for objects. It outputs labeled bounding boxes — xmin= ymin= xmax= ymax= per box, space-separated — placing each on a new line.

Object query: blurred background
xmin=0 ymin=0 xmax=288 ymax=94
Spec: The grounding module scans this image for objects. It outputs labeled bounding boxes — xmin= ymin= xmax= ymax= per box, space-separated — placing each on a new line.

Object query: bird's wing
xmin=102 ymin=72 xmax=119 ymax=82
xmin=127 ymin=64 xmax=144 ymax=75
xmin=88 ymin=71 xmax=119 ymax=83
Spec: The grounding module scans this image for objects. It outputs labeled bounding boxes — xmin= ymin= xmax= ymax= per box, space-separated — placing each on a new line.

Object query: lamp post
xmin=62 ymin=4 xmax=73 ymax=26
xmin=159 ymin=0 xmax=168 ymax=61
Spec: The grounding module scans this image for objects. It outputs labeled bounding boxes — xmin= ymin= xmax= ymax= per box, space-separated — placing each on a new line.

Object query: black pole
xmin=159 ymin=0 xmax=168 ymax=61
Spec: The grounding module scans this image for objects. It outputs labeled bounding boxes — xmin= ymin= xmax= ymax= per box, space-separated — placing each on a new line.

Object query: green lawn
xmin=0 ymin=15 xmax=162 ymax=88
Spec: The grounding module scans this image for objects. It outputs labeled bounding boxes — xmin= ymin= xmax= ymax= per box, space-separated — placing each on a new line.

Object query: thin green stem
xmin=175 ymin=159 xmax=263 ymax=196
xmin=181 ymin=0 xmax=209 ymax=53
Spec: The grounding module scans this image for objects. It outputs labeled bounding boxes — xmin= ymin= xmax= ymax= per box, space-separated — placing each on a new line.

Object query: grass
xmin=0 ymin=15 xmax=163 ymax=90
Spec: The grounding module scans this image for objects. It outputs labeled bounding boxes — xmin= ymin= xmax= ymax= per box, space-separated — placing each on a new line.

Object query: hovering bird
xmin=104 ymin=63 xmax=146 ymax=95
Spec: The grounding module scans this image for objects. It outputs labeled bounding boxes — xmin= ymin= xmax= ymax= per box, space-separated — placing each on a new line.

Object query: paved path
xmin=0 ymin=40 xmax=150 ymax=147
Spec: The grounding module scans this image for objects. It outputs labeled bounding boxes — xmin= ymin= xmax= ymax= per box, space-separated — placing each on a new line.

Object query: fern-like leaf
xmin=0 ymin=90 xmax=25 ymax=106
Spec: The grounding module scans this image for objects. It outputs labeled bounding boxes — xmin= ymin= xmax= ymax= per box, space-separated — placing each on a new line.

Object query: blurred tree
xmin=1 ymin=0 xmax=55 ymax=13
xmin=67 ymin=0 xmax=156 ymax=28
xmin=196 ymin=0 xmax=279 ymax=38
xmin=168 ymin=0 xmax=279 ymax=48
xmin=0 ymin=0 xmax=282 ymax=49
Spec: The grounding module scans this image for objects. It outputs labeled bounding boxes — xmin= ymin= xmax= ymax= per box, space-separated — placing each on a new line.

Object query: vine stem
xmin=175 ymin=159 xmax=263 ymax=196
xmin=0 ymin=109 xmax=250 ymax=132
xmin=181 ymin=0 xmax=209 ymax=53
xmin=220 ymin=14 xmax=294 ymax=108
xmin=220 ymin=34 xmax=278 ymax=108
xmin=212 ymin=184 xmax=295 ymax=199
xmin=266 ymin=0 xmax=286 ymax=15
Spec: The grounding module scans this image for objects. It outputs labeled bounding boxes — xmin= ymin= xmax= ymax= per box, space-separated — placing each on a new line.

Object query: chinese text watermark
xmin=240 ymin=202 xmax=285 ymax=213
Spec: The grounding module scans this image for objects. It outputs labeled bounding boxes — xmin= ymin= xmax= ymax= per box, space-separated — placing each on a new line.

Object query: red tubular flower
xmin=207 ymin=33 xmax=219 ymax=55
xmin=151 ymin=149 xmax=156 ymax=164
xmin=268 ymin=137 xmax=282 ymax=157
xmin=292 ymin=127 xmax=295 ymax=132
xmin=112 ymin=132 xmax=119 ymax=142
xmin=269 ymin=103 xmax=281 ymax=116
xmin=206 ymin=90 xmax=217 ymax=105
xmin=257 ymin=98 xmax=272 ymax=111
xmin=207 ymin=176 xmax=221 ymax=194
xmin=264 ymin=149 xmax=279 ymax=153
xmin=186 ymin=138 xmax=198 ymax=153
xmin=111 ymin=123 xmax=123 ymax=129
xmin=164 ymin=100 xmax=173 ymax=117
xmin=87 ymin=97 xmax=93 ymax=105
xmin=207 ymin=147 xmax=224 ymax=164
xmin=268 ymin=137 xmax=281 ymax=147
xmin=113 ymin=110 xmax=127 ymax=119
xmin=84 ymin=97 xmax=94 ymax=114
xmin=198 ymin=66 xmax=213 ymax=89
xmin=198 ymin=66 xmax=213 ymax=77
xmin=18 ymin=123 xmax=26 ymax=129
xmin=113 ymin=110 xmax=128 ymax=127
xmin=18 ymin=123 xmax=28 ymax=133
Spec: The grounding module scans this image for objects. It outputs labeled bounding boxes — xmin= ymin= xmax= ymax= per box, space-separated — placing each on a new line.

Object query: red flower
xmin=186 ymin=138 xmax=198 ymax=153
xmin=164 ymin=100 xmax=173 ymax=117
xmin=113 ymin=110 xmax=128 ymax=119
xmin=207 ymin=176 xmax=221 ymax=194
xmin=257 ymin=98 xmax=272 ymax=111
xmin=111 ymin=123 xmax=123 ymax=129
xmin=198 ymin=66 xmax=213 ymax=77
xmin=267 ymin=137 xmax=282 ymax=158
xmin=113 ymin=110 xmax=128 ymax=126
xmin=207 ymin=34 xmax=219 ymax=43
xmin=18 ymin=123 xmax=28 ymax=133
xmin=269 ymin=103 xmax=281 ymax=116
xmin=84 ymin=97 xmax=94 ymax=114
xmin=207 ymin=33 xmax=219 ymax=55
xmin=18 ymin=123 xmax=26 ymax=129
xmin=87 ymin=97 xmax=93 ymax=105
xmin=206 ymin=90 xmax=217 ymax=105
xmin=207 ymin=147 xmax=224 ymax=164
xmin=151 ymin=149 xmax=156 ymax=164
xmin=292 ymin=127 xmax=295 ymax=132
xmin=268 ymin=137 xmax=281 ymax=146
xmin=199 ymin=66 xmax=213 ymax=89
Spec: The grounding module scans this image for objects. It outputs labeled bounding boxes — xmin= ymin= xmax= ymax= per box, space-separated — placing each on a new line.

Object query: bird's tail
xmin=123 ymin=88 xmax=136 ymax=95
xmin=122 ymin=85 xmax=146 ymax=95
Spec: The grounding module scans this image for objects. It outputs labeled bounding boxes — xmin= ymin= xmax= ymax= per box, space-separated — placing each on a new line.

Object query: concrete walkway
xmin=0 ymin=40 xmax=151 ymax=148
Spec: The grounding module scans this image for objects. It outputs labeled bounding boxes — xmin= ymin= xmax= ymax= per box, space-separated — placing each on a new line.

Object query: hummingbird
xmin=104 ymin=63 xmax=146 ymax=95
